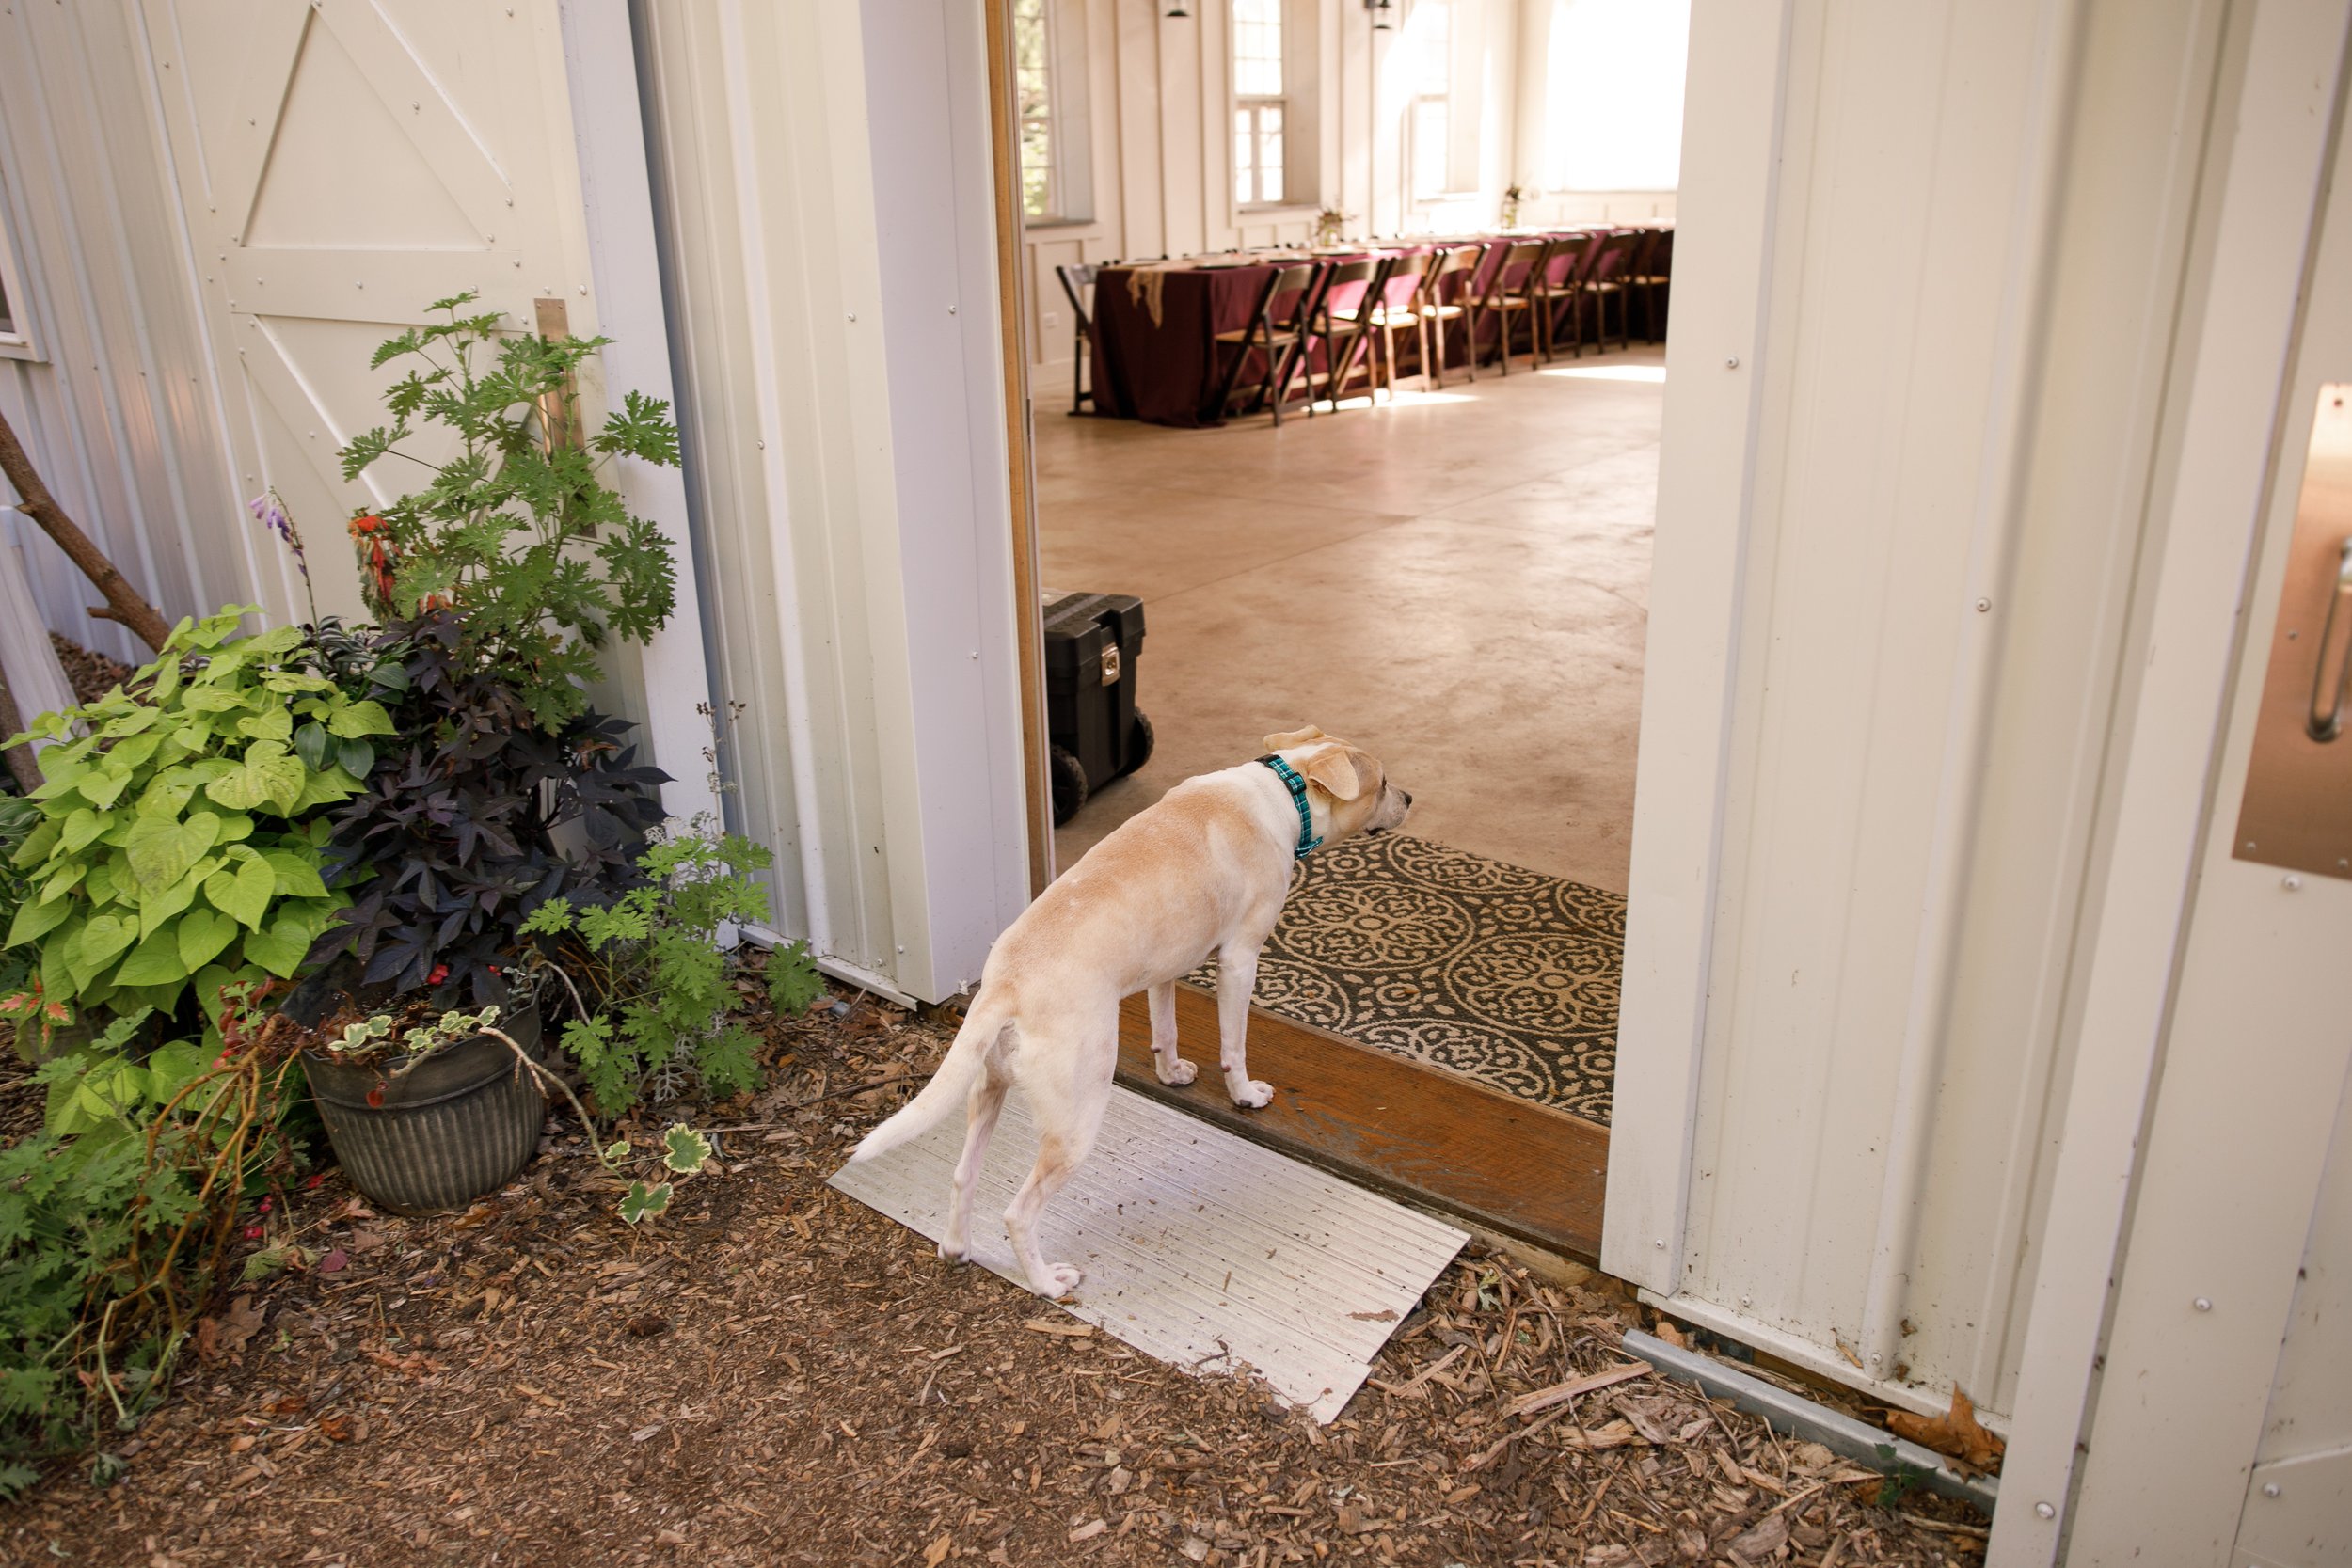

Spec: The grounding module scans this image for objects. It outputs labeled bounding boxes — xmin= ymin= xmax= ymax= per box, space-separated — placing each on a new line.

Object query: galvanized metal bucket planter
xmin=299 ymin=998 xmax=547 ymax=1214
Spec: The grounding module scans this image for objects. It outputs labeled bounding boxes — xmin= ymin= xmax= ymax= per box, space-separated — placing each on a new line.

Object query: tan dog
xmin=847 ymin=725 xmax=1411 ymax=1297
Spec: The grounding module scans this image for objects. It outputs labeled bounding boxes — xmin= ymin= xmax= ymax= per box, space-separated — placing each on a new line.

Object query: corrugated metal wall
xmin=632 ymin=0 xmax=1032 ymax=1003
xmin=0 ymin=0 xmax=250 ymax=668
xmin=1610 ymin=0 xmax=2237 ymax=1426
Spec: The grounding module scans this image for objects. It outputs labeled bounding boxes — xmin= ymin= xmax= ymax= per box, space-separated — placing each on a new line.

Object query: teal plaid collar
xmin=1256 ymin=754 xmax=1322 ymax=858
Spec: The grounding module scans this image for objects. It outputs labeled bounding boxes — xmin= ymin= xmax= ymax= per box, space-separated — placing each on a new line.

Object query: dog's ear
xmin=1295 ymin=744 xmax=1364 ymax=801
xmin=1263 ymin=723 xmax=1330 ymax=752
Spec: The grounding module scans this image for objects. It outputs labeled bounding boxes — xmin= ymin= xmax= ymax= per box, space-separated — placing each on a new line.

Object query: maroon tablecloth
xmin=1088 ymin=228 xmax=1657 ymax=427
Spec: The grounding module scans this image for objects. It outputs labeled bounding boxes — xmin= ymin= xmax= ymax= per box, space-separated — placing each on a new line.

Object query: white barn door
xmin=134 ymin=0 xmax=713 ymax=816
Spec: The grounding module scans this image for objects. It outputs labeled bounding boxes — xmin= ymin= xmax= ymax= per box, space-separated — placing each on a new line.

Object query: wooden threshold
xmin=1114 ymin=984 xmax=1608 ymax=1261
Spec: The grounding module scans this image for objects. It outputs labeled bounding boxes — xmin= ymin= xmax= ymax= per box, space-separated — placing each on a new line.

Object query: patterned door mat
xmin=1190 ymin=834 xmax=1625 ymax=1123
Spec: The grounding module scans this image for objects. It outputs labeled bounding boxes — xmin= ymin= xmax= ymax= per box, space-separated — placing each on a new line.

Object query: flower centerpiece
xmin=1314 ymin=206 xmax=1352 ymax=247
xmin=1501 ymin=183 xmax=1526 ymax=230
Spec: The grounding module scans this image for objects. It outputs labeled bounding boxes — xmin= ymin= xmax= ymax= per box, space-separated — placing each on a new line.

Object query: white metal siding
xmin=633 ymin=1 xmax=1030 ymax=1002
xmin=0 ymin=0 xmax=247 ymax=667
xmin=1612 ymin=0 xmax=2239 ymax=1424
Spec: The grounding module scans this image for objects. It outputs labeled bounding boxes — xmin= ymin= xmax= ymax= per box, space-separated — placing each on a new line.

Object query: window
xmin=0 ymin=192 xmax=32 ymax=356
xmin=1012 ymin=0 xmax=1060 ymax=220
xmin=1409 ymin=0 xmax=1454 ymax=200
xmin=1232 ymin=0 xmax=1286 ymax=206
xmin=1542 ymin=0 xmax=1691 ymax=191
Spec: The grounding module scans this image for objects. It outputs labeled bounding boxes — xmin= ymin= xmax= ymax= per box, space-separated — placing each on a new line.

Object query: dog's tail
xmin=846 ymin=991 xmax=1012 ymax=1164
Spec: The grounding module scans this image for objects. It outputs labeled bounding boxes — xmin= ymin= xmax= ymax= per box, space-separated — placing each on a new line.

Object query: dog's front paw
xmin=937 ymin=1238 xmax=969 ymax=1264
xmin=1156 ymin=1056 xmax=1200 ymax=1086
xmin=1231 ymin=1079 xmax=1275 ymax=1109
xmin=1029 ymin=1263 xmax=1084 ymax=1299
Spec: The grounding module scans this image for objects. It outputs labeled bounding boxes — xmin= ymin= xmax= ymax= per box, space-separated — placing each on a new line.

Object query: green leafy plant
xmin=0 ymin=794 xmax=40 ymax=1007
xmin=2 ymin=610 xmax=384 ymax=1033
xmin=519 ymin=826 xmax=816 ymax=1114
xmin=1871 ymin=1443 xmax=1933 ymax=1508
xmin=340 ymin=293 xmax=682 ymax=729
xmin=1 ymin=987 xmax=309 ymax=1480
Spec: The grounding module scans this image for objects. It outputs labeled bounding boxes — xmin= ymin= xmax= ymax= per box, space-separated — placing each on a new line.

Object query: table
xmin=1086 ymin=228 xmax=1660 ymax=429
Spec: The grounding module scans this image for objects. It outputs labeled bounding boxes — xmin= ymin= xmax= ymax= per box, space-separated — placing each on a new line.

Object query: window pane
xmin=1413 ymin=99 xmax=1449 ymax=199
xmin=1259 ymin=104 xmax=1283 ymax=205
xmin=1233 ymin=0 xmax=1283 ymax=98
xmin=1544 ymin=0 xmax=1691 ymax=190
xmin=1014 ymin=0 xmax=1054 ymax=217
xmin=1415 ymin=0 xmax=1452 ymax=98
xmin=1235 ymin=106 xmax=1256 ymax=205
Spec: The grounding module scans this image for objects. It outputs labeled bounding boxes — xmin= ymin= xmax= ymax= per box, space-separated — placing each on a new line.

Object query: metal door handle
xmin=2308 ymin=536 xmax=2352 ymax=742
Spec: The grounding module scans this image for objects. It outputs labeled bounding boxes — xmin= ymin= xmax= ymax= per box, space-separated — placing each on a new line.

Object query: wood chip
xmin=1502 ymin=1358 xmax=1652 ymax=1419
xmin=1022 ymin=1319 xmax=1094 ymax=1338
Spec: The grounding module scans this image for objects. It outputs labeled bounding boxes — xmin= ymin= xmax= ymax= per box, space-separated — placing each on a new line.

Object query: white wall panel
xmin=635 ymin=1 xmax=1030 ymax=1002
xmin=1613 ymin=0 xmax=2240 ymax=1426
xmin=0 ymin=0 xmax=246 ymax=671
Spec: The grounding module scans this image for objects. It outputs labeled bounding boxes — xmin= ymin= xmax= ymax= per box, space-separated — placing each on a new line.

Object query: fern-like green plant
xmin=519 ymin=827 xmax=818 ymax=1113
xmin=339 ymin=293 xmax=681 ymax=729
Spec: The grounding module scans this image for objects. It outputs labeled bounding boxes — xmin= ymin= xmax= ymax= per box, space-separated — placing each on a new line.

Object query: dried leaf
xmin=1886 ymin=1386 xmax=2004 ymax=1474
xmin=196 ymin=1294 xmax=265 ymax=1363
xmin=923 ymin=1533 xmax=953 ymax=1566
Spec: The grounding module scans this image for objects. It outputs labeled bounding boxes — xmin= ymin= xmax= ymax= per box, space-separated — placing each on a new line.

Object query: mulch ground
xmin=2 ymin=984 xmax=1992 ymax=1567
xmin=51 ymin=633 xmax=135 ymax=705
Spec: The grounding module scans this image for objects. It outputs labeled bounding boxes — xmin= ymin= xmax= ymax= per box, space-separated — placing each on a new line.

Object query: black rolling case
xmin=1041 ymin=591 xmax=1154 ymax=825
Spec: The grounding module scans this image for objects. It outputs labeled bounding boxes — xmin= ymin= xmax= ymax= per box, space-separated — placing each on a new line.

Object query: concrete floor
xmin=1039 ymin=346 xmax=1661 ymax=895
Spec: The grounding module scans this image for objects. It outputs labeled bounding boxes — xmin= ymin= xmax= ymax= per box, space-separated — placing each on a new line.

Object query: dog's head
xmin=1263 ymin=725 xmax=1412 ymax=842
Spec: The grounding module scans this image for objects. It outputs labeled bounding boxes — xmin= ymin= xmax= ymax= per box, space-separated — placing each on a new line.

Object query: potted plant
xmin=265 ymin=293 xmax=684 ymax=1209
xmin=1314 ymin=206 xmax=1352 ymax=247
xmin=1501 ymin=183 xmax=1526 ymax=230
xmin=283 ymin=982 xmax=547 ymax=1213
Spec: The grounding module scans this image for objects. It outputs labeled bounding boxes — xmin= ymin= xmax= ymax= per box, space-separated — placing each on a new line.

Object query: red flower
xmin=303 ymin=1172 xmax=326 ymax=1190
xmin=348 ymin=514 xmax=381 ymax=535
xmin=243 ymin=1224 xmax=263 ymax=1242
xmin=427 ymin=964 xmax=450 ymax=987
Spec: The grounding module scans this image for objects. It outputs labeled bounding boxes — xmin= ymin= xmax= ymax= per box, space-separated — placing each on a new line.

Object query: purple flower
xmin=248 ymin=489 xmax=309 ymax=580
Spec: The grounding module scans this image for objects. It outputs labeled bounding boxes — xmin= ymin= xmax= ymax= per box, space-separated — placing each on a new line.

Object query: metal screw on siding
xmin=1976 ymin=598 xmax=1991 ymax=612
xmin=2194 ymin=1297 xmax=2214 ymax=1312
xmin=2283 ymin=874 xmax=2303 ymax=891
xmin=948 ymin=304 xmax=959 ymax=315
xmin=2034 ymin=1502 xmax=2057 ymax=1519
xmin=2263 ymin=1482 xmax=2282 ymax=1497
xmin=848 ymin=312 xmax=858 ymax=322
xmin=1724 ymin=356 xmax=1740 ymax=369
xmin=1654 ymin=1238 xmax=1666 ymax=1249
xmin=1738 ymin=1294 xmax=1751 ymax=1307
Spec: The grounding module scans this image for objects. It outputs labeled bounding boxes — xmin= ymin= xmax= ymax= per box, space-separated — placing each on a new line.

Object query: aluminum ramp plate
xmin=830 ymin=1084 xmax=1468 ymax=1422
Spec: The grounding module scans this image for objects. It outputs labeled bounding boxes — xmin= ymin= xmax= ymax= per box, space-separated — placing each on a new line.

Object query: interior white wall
xmin=1020 ymin=0 xmax=1677 ymax=386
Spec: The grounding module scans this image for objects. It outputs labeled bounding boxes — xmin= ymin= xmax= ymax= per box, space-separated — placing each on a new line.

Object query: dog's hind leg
xmin=1147 ymin=981 xmax=1196 ymax=1085
xmin=1216 ymin=941 xmax=1275 ymax=1108
xmin=938 ymin=1041 xmax=1012 ymax=1263
xmin=1002 ymin=1025 xmax=1115 ymax=1298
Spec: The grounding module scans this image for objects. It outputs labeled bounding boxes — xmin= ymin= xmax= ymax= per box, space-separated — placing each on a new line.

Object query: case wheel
xmin=1050 ymin=745 xmax=1089 ymax=826
xmin=1124 ymin=709 xmax=1155 ymax=775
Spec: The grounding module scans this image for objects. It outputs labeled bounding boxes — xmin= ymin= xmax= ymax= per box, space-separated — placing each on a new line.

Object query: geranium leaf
xmin=660 ymin=1124 xmax=713 ymax=1175
xmin=619 ymin=1180 xmax=672 ymax=1225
